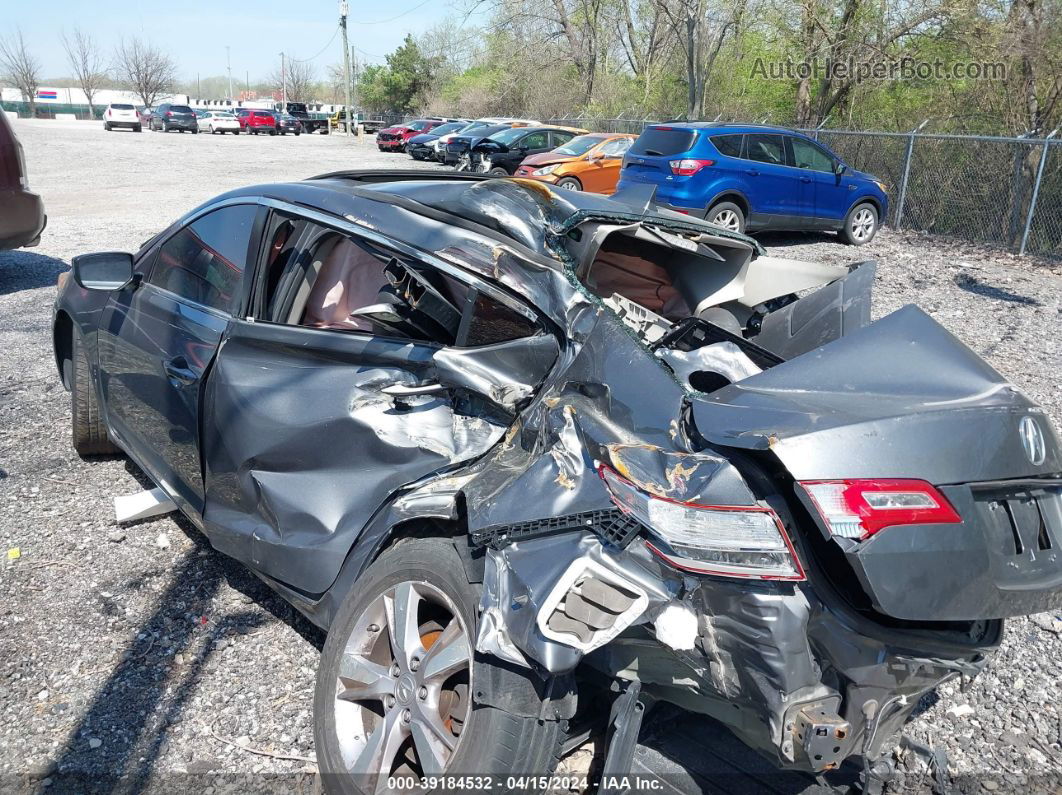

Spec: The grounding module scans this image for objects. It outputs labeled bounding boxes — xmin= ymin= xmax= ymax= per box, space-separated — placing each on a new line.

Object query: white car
xmin=197 ymin=111 xmax=242 ymax=135
xmin=103 ymin=103 xmax=141 ymax=132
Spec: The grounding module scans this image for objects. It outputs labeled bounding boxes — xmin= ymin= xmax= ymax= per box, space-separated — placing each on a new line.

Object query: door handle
xmin=745 ymin=168 xmax=760 ymax=176
xmin=163 ymin=356 xmax=197 ymax=385
xmin=381 ymin=382 xmax=446 ymax=396
xmin=800 ymin=176 xmax=812 ymax=183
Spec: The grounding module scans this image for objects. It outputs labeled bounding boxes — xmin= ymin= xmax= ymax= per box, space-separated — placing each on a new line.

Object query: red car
xmin=376 ymin=118 xmax=455 ymax=152
xmin=0 ymin=110 xmax=45 ymax=249
xmin=237 ymin=109 xmax=280 ymax=136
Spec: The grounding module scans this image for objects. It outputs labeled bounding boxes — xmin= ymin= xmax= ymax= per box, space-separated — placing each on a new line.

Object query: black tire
xmin=838 ymin=201 xmax=879 ymax=245
xmin=135 ymin=125 xmax=142 ymax=133
xmin=488 ymin=167 xmax=509 ymax=176
xmin=269 ymin=128 xmax=277 ymax=136
xmin=71 ymin=333 xmax=120 ymax=457
xmin=234 ymin=130 xmax=240 ymax=135
xmin=314 ymin=538 xmax=565 ymax=794
xmin=706 ymin=200 xmax=746 ymax=233
xmin=104 ymin=122 xmax=111 ymax=131
xmin=192 ymin=128 xmax=198 ymax=135
xmin=555 ymin=176 xmax=582 ymax=191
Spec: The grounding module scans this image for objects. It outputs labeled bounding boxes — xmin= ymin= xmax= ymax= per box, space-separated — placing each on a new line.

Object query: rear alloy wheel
xmin=315 ymin=539 xmax=564 ymax=795
xmin=488 ymin=167 xmax=509 ymax=176
xmin=707 ymin=201 xmax=746 ymax=233
xmin=555 ymin=177 xmax=582 ymax=191
xmin=71 ymin=333 xmax=120 ymax=457
xmin=839 ymin=202 xmax=878 ymax=245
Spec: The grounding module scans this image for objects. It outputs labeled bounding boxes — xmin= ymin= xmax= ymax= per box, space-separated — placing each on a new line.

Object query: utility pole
xmin=340 ymin=0 xmax=353 ymax=137
xmin=226 ymin=46 xmax=233 ymax=100
xmin=280 ymin=52 xmax=287 ymax=110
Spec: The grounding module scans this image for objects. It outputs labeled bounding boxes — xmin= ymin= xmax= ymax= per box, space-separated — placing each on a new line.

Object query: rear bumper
xmin=105 ymin=119 xmax=140 ymax=128
xmin=0 ymin=188 xmax=46 ymax=249
xmin=160 ymin=119 xmax=196 ymax=130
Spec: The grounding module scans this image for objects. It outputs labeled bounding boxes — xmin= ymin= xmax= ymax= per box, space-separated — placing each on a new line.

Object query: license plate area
xmin=969 ymin=480 xmax=1061 ymax=583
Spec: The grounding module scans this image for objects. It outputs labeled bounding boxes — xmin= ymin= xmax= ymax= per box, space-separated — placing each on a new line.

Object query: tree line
xmin=3 ymin=0 xmax=1059 ymax=135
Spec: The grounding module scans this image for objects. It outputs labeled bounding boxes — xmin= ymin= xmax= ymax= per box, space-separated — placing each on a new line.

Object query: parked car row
xmin=106 ymin=103 xmax=318 ymax=137
xmin=376 ymin=116 xmax=890 ymax=244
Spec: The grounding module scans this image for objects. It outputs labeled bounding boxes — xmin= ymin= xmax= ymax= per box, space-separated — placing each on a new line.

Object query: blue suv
xmin=617 ymin=123 xmax=889 ymax=245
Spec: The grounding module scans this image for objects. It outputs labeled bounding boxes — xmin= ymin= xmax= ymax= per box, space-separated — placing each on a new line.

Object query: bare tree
xmin=61 ymin=28 xmax=108 ymax=118
xmin=113 ymin=37 xmax=178 ymax=108
xmin=269 ymin=59 xmax=317 ymax=103
xmin=0 ymin=29 xmax=42 ymax=117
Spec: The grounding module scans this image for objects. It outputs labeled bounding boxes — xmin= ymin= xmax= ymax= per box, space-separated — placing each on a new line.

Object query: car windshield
xmin=554 ymin=135 xmax=605 ymax=156
xmin=431 ymin=122 xmax=465 ymax=136
xmin=408 ymin=120 xmax=431 ymax=131
xmin=487 ymin=127 xmax=531 ymax=145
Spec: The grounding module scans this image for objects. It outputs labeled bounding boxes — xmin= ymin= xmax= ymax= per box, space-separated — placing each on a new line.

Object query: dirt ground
xmin=1 ymin=118 xmax=1060 ymax=793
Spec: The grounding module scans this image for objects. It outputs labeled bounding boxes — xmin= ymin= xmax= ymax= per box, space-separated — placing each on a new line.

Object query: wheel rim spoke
xmin=338 ymin=654 xmax=395 ymax=703
xmin=351 ymin=708 xmax=408 ymax=779
xmin=410 ymin=718 xmax=450 ymax=774
xmin=419 ymin=619 xmax=470 ymax=683
xmin=385 ymin=583 xmax=424 ymax=668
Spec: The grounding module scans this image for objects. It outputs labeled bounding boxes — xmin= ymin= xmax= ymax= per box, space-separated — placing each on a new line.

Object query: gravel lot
xmin=1 ymin=118 xmax=1061 ymax=794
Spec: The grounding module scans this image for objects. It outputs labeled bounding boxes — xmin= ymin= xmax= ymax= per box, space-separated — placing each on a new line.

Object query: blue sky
xmin=9 ymin=0 xmax=477 ymax=82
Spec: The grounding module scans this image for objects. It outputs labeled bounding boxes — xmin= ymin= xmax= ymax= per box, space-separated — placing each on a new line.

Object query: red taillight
xmin=669 ymin=158 xmax=714 ymax=176
xmin=799 ymin=479 xmax=962 ymax=540
xmin=166 ymin=111 xmax=173 ymax=117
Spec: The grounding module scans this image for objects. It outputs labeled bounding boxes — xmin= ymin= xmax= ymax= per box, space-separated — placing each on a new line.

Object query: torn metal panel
xmin=477 ymin=533 xmax=672 ymax=673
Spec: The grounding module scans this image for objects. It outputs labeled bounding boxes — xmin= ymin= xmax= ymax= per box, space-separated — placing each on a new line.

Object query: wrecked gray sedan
xmin=52 ymin=171 xmax=1062 ymax=793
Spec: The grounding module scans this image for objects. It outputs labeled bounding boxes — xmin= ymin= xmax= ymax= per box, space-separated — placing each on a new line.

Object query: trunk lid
xmin=690 ymin=305 xmax=1062 ymax=621
xmin=692 ymin=304 xmax=1061 ymax=483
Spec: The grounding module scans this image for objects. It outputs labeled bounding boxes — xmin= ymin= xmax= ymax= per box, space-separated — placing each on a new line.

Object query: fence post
xmin=1019 ymin=128 xmax=1058 ymax=256
xmin=813 ymin=115 xmax=830 ymax=141
xmin=894 ymin=119 xmax=928 ymax=229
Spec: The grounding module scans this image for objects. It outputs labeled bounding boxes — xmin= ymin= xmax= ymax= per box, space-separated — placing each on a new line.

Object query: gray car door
xmin=198 ymin=214 xmax=558 ymax=593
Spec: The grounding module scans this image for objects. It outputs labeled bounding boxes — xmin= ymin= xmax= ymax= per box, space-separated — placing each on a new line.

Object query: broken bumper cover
xmin=477 ymin=530 xmax=994 ymax=773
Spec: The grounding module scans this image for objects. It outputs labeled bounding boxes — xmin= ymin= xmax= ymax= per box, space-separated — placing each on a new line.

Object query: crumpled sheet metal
xmin=657 ymin=341 xmax=762 ymax=392
xmin=477 ymin=531 xmax=672 ymax=673
xmin=459 ymin=307 xmax=758 ymax=531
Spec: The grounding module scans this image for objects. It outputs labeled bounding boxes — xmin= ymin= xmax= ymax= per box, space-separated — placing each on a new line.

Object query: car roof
xmin=647 ymin=121 xmax=804 ymax=135
xmin=205 ymin=171 xmax=761 ymax=265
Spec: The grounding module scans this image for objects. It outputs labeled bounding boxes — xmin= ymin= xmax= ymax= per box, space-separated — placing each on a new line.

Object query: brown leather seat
xmin=301 ymin=237 xmax=389 ymax=332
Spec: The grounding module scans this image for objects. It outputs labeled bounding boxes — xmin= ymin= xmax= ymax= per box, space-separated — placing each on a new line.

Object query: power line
xmin=350 ymin=0 xmax=435 ymax=25
xmin=288 ymin=25 xmax=341 ymax=63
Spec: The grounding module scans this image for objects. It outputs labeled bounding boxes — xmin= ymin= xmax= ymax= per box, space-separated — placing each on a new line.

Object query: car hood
xmin=519 ymin=152 xmax=580 ymax=168
xmin=409 ymin=132 xmax=440 ymax=144
xmin=380 ymin=126 xmax=408 ymax=134
xmin=690 ymin=304 xmax=1061 ymax=483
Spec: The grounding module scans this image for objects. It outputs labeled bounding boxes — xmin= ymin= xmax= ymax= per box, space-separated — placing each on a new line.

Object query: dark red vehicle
xmin=376 ymin=118 xmax=456 ymax=152
xmin=0 ymin=111 xmax=45 ymax=249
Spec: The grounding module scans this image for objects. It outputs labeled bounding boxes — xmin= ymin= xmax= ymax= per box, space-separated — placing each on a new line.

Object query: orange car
xmin=513 ymin=133 xmax=636 ymax=193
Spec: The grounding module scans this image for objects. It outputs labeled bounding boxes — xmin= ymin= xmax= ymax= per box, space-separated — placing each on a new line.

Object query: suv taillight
xmin=166 ymin=111 xmax=173 ymax=117
xmin=669 ymin=158 xmax=714 ymax=176
xmin=799 ymin=479 xmax=962 ymax=540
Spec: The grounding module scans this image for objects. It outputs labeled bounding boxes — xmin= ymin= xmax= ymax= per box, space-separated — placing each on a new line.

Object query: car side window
xmin=599 ymin=138 xmax=632 ymax=158
xmin=265 ymin=221 xmax=540 ymax=346
xmin=745 ymin=134 xmax=786 ymax=166
xmin=711 ymin=134 xmax=743 ymax=158
xmin=790 ymin=137 xmax=835 ymax=172
xmin=148 ymin=204 xmax=258 ymax=314
xmin=551 ymin=131 xmax=575 ymax=148
xmin=520 ymin=131 xmax=550 ymax=150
